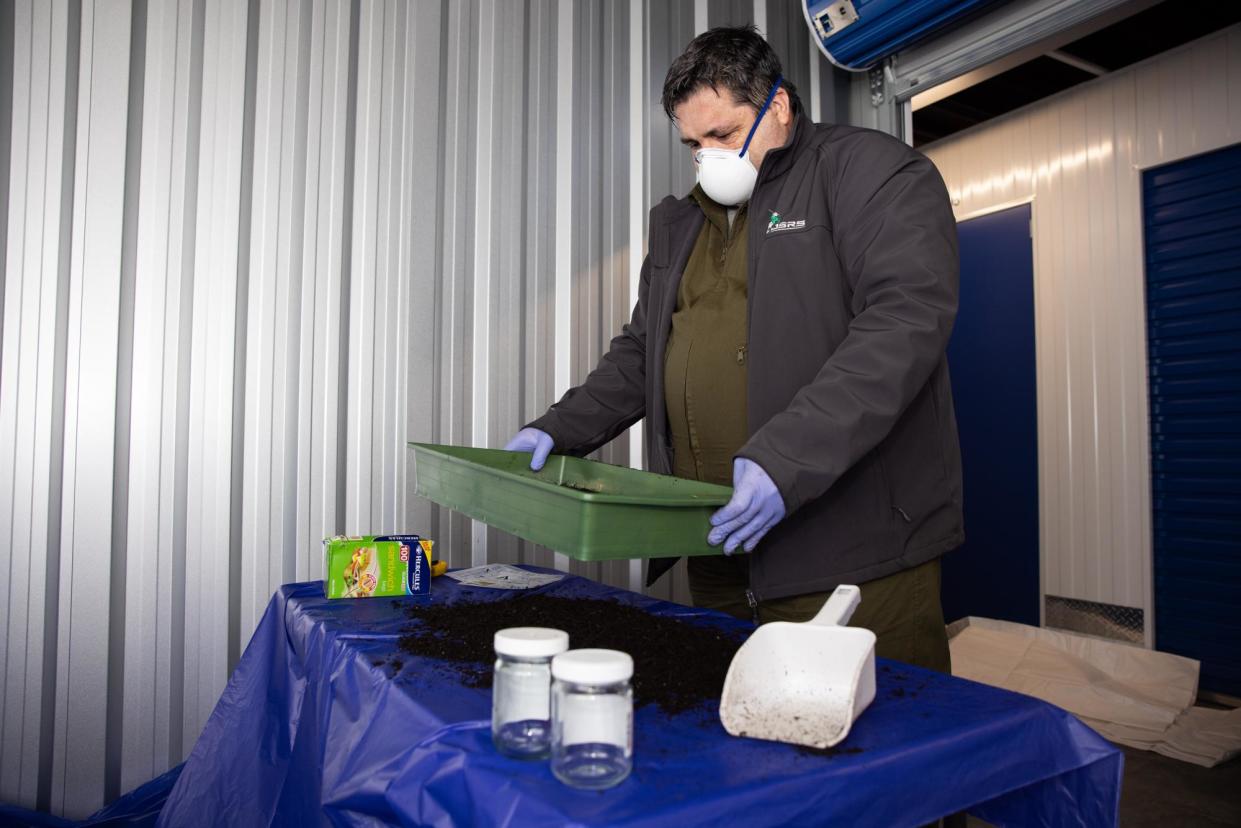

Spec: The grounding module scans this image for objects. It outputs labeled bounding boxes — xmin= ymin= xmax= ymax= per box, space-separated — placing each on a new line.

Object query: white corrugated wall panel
xmin=294 ymin=0 xmax=349 ymax=579
xmin=401 ymin=1 xmax=442 ymax=561
xmin=52 ymin=1 xmax=133 ymax=814
xmin=0 ymin=0 xmax=73 ymax=808
xmin=120 ymin=0 xmax=196 ymax=793
xmin=181 ymin=0 xmax=249 ymax=767
xmin=351 ymin=0 xmax=413 ymax=541
xmin=922 ymin=25 xmax=1241 ymax=635
xmin=626 ymin=0 xmax=646 ymax=592
xmin=347 ymin=0 xmax=383 ymax=537
xmin=239 ymin=0 xmax=280 ymax=645
xmin=470 ymin=0 xmax=497 ymax=567
xmin=552 ymin=0 xmax=573 ymax=575
xmin=0 ymin=0 xmax=826 ymax=815
xmin=1111 ymin=67 xmax=1145 ymax=610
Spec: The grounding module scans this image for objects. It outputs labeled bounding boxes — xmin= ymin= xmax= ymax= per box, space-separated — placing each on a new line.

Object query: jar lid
xmin=551 ymin=649 xmax=633 ymax=684
xmin=494 ymin=627 xmax=570 ymax=658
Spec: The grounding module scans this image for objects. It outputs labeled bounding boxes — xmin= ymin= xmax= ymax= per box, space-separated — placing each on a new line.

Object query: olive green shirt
xmin=664 ymin=186 xmax=749 ymax=486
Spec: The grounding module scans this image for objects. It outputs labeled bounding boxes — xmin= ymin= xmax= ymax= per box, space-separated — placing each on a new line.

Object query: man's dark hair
xmin=661 ymin=25 xmax=802 ymax=122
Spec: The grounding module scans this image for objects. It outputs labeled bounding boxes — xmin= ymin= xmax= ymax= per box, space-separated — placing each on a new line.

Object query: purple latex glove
xmin=504 ymin=427 xmax=554 ymax=471
xmin=708 ymin=458 xmax=786 ymax=555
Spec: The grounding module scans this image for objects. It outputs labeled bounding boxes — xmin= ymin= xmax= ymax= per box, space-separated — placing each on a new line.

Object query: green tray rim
xmin=408 ymin=442 xmax=733 ymax=507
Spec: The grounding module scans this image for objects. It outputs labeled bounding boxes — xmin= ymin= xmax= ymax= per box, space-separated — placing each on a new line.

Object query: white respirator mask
xmin=694 ymin=75 xmax=782 ymax=207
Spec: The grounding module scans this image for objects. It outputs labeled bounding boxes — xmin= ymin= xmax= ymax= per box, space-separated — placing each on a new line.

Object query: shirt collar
xmin=690 ymin=184 xmax=748 ymax=233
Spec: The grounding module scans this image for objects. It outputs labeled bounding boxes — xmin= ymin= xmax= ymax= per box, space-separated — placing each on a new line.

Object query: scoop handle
xmin=808 ymin=585 xmax=861 ymax=628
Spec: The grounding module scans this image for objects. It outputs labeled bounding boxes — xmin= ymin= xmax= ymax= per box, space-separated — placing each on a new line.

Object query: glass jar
xmin=492 ymin=627 xmax=570 ymax=759
xmin=550 ymin=649 xmax=634 ymax=789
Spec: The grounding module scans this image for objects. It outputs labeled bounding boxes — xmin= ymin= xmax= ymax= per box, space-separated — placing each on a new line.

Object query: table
xmin=158 ymin=568 xmax=1122 ymax=827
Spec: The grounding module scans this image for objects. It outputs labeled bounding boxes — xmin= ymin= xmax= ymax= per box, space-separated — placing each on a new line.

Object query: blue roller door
xmin=1143 ymin=142 xmax=1241 ymax=697
xmin=803 ymin=0 xmax=1008 ymax=71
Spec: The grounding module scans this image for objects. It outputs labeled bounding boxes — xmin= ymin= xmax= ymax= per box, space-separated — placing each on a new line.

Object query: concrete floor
xmin=1118 ymin=747 xmax=1241 ymax=827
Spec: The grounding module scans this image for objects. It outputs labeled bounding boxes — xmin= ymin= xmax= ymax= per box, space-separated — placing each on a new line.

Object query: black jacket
xmin=530 ymin=116 xmax=964 ymax=601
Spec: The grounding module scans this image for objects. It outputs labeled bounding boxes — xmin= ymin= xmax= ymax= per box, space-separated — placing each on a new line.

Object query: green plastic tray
xmin=409 ymin=443 xmax=733 ymax=561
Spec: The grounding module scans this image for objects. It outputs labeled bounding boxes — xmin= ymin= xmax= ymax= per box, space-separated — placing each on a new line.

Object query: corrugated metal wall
xmin=922 ymin=25 xmax=1241 ymax=643
xmin=0 ymin=0 xmax=849 ymax=817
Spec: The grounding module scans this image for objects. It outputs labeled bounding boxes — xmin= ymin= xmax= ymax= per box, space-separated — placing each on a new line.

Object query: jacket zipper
xmin=745 ymin=588 xmax=759 ymax=624
xmin=876 ymin=455 xmax=911 ymax=525
xmin=744 ymin=116 xmax=804 ymax=337
xmin=736 ymin=345 xmax=747 ymax=365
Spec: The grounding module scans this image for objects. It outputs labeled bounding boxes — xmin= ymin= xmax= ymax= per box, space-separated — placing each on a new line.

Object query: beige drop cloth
xmin=949 ymin=617 xmax=1241 ymax=767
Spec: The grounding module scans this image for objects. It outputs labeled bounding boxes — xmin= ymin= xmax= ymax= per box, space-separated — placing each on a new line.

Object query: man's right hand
xmin=503 ymin=428 xmax=554 ymax=471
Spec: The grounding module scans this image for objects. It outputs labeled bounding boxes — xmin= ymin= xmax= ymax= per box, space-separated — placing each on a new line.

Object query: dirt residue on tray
xmin=559 ymin=481 xmax=604 ymax=493
xmin=395 ymin=594 xmax=745 ymax=714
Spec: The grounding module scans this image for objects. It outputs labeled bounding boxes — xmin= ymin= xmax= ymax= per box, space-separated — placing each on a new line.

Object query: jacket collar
xmin=656 ymin=191 xmax=702 ymax=227
xmin=659 ymin=113 xmax=812 ymax=224
xmin=757 ymin=113 xmax=812 ymax=185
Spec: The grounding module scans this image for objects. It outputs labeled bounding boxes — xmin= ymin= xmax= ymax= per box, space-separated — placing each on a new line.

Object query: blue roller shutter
xmin=1143 ymin=142 xmax=1241 ymax=696
xmin=804 ymin=0 xmax=1008 ymax=71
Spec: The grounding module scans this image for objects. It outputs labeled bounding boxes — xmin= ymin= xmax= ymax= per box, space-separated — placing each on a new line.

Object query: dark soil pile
xmin=395 ymin=594 xmax=745 ymax=714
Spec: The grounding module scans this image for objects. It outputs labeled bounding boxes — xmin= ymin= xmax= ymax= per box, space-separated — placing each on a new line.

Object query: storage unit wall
xmin=921 ymin=25 xmax=1241 ymax=644
xmin=0 ymin=0 xmax=848 ymax=817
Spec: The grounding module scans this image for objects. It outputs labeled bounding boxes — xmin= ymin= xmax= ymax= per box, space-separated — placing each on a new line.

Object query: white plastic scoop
xmin=720 ymin=585 xmax=876 ymax=749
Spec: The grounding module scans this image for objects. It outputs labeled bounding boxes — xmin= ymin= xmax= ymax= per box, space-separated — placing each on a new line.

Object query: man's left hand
xmin=708 ymin=458 xmax=786 ymax=555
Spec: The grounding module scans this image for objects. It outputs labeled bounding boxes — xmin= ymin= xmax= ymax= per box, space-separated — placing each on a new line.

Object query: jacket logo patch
xmin=767 ymin=210 xmax=806 ymax=234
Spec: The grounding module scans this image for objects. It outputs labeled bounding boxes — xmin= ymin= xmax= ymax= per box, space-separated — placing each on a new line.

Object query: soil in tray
xmin=394 ymin=594 xmax=745 ymax=714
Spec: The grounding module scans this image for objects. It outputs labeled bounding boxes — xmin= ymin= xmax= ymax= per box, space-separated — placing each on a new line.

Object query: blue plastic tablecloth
xmin=157 ymin=568 xmax=1121 ymax=827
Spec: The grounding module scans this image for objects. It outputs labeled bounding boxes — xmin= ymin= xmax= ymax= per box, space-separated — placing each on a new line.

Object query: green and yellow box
xmin=323 ymin=534 xmax=433 ymax=599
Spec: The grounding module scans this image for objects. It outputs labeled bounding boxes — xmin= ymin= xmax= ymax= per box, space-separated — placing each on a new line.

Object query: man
xmin=505 ymin=26 xmax=962 ymax=672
